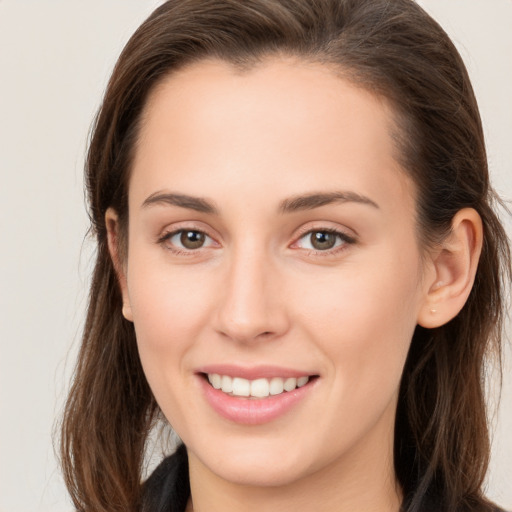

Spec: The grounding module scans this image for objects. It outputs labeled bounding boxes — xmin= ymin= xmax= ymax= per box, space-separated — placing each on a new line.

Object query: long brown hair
xmin=60 ymin=1 xmax=511 ymax=511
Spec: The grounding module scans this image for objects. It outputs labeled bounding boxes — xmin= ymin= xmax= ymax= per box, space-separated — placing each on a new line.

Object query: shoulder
xmin=142 ymin=443 xmax=190 ymax=512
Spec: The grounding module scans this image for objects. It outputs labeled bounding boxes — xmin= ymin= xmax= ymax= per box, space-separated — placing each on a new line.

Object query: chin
xmin=186 ymin=432 xmax=324 ymax=488
xmin=212 ymin=458 xmax=310 ymax=488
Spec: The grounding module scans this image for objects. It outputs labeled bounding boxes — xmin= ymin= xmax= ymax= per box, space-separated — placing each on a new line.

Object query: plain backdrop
xmin=0 ymin=1 xmax=510 ymax=511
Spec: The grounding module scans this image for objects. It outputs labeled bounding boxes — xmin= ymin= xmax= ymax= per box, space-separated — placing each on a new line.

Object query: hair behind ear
xmin=396 ymin=201 xmax=510 ymax=511
xmin=60 ymin=242 xmax=157 ymax=511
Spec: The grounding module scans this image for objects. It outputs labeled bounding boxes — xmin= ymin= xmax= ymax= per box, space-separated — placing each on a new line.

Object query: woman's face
xmin=115 ymin=58 xmax=434 ymax=489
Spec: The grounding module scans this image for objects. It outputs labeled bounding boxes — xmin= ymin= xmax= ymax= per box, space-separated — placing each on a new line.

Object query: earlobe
xmin=105 ymin=208 xmax=133 ymax=322
xmin=417 ymin=208 xmax=483 ymax=329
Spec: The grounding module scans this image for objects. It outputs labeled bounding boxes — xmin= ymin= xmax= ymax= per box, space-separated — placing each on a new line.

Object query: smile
xmin=207 ymin=374 xmax=310 ymax=398
xmin=199 ymin=369 xmax=318 ymax=425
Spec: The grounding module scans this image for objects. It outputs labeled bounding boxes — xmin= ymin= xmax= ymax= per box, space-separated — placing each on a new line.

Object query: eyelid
xmin=155 ymin=221 xmax=356 ymax=256
xmin=290 ymin=224 xmax=357 ymax=254
xmin=291 ymin=222 xmax=357 ymax=243
xmin=156 ymin=222 xmax=221 ymax=252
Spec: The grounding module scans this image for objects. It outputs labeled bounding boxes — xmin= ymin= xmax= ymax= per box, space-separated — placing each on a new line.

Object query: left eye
xmin=164 ymin=229 xmax=215 ymax=250
xmin=296 ymin=230 xmax=350 ymax=251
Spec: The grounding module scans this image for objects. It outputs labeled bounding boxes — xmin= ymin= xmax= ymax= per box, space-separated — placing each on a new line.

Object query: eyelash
xmin=157 ymin=228 xmax=217 ymax=256
xmin=292 ymin=228 xmax=356 ymax=256
xmin=157 ymin=227 xmax=357 ymax=256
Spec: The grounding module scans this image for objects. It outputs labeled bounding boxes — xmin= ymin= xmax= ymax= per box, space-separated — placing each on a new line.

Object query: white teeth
xmin=250 ymin=378 xmax=270 ymax=398
xmin=283 ymin=377 xmax=297 ymax=392
xmin=297 ymin=376 xmax=309 ymax=387
xmin=207 ymin=374 xmax=310 ymax=397
xmin=208 ymin=373 xmax=222 ymax=389
xmin=232 ymin=377 xmax=250 ymax=397
xmin=221 ymin=375 xmax=233 ymax=393
xmin=269 ymin=377 xmax=284 ymax=395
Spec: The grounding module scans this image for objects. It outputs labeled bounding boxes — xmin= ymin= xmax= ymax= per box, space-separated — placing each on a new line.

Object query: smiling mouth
xmin=205 ymin=373 xmax=316 ymax=398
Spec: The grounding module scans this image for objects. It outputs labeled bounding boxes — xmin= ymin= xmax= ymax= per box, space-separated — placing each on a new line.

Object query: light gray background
xmin=0 ymin=1 xmax=510 ymax=511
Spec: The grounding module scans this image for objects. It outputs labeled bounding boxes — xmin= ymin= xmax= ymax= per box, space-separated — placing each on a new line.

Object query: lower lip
xmin=199 ymin=376 xmax=316 ymax=425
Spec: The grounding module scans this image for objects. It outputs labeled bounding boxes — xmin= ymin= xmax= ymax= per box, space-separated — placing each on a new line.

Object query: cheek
xmin=125 ymin=257 xmax=217 ymax=379
xmin=125 ymin=262 xmax=221 ymax=429
xmin=296 ymin=251 xmax=422 ymax=391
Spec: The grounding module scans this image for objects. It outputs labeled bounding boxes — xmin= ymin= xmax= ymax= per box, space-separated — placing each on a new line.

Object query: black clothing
xmin=142 ymin=444 xmax=507 ymax=512
xmin=142 ymin=444 xmax=190 ymax=512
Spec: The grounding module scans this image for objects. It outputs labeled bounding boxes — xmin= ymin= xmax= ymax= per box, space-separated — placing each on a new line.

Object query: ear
xmin=105 ymin=208 xmax=133 ymax=322
xmin=417 ymin=208 xmax=483 ymax=328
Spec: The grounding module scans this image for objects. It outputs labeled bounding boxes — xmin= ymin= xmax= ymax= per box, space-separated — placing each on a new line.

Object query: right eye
xmin=159 ymin=229 xmax=216 ymax=251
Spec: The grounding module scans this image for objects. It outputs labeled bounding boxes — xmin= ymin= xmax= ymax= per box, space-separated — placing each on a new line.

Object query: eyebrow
xmin=141 ymin=189 xmax=379 ymax=214
xmin=142 ymin=192 xmax=219 ymax=214
xmin=279 ymin=191 xmax=379 ymax=213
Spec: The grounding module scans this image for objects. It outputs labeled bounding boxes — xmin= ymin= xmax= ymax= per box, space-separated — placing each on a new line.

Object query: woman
xmin=60 ymin=1 xmax=511 ymax=511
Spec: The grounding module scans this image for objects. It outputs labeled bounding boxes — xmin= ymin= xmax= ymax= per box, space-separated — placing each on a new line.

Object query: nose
xmin=214 ymin=244 xmax=290 ymax=344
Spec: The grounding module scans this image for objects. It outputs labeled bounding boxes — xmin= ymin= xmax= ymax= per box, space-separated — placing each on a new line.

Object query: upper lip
xmin=195 ymin=364 xmax=317 ymax=380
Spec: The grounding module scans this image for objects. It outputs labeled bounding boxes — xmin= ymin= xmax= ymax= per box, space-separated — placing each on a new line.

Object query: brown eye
xmin=294 ymin=228 xmax=355 ymax=253
xmin=159 ymin=228 xmax=217 ymax=253
xmin=309 ymin=231 xmax=337 ymax=250
xmin=180 ymin=230 xmax=206 ymax=249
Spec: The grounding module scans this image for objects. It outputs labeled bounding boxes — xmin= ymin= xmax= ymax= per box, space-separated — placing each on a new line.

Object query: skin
xmin=107 ymin=57 xmax=483 ymax=512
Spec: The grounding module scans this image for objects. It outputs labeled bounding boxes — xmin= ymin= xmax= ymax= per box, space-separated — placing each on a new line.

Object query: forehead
xmin=131 ymin=57 xmax=414 ymax=216
xmin=141 ymin=56 xmax=399 ymax=145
